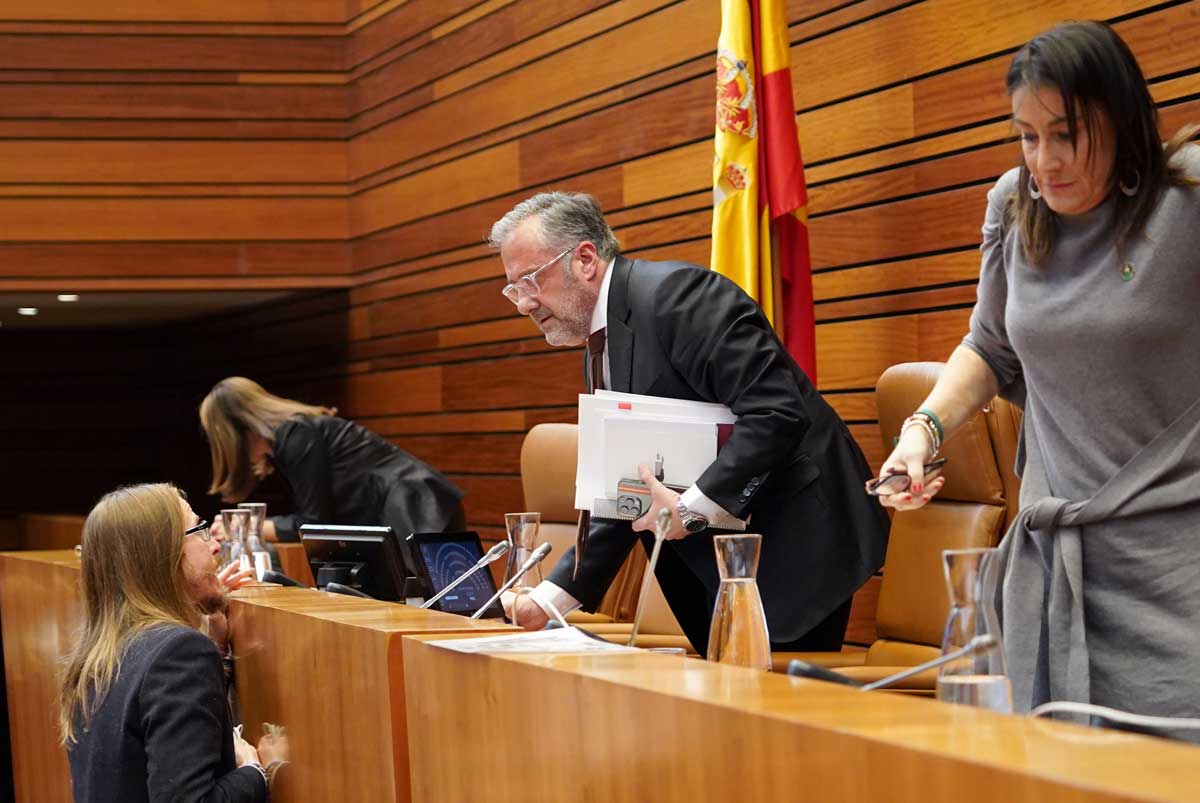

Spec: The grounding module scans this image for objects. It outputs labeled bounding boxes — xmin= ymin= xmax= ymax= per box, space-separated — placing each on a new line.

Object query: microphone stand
xmin=420 ymin=542 xmax=510 ymax=610
xmin=786 ymin=634 xmax=1000 ymax=691
xmin=627 ymin=507 xmax=672 ymax=647
xmin=470 ymin=543 xmax=552 ymax=619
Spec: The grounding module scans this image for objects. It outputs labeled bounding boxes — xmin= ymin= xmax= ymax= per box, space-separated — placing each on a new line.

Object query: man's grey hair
xmin=487 ymin=192 xmax=621 ymax=261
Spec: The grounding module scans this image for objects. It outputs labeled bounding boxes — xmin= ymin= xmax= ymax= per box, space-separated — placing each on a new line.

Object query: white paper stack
xmin=576 ymin=390 xmax=736 ymax=517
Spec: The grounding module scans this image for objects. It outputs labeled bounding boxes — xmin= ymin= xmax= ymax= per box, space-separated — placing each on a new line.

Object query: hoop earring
xmin=1028 ymin=174 xmax=1042 ymax=200
xmin=1119 ymin=169 xmax=1140 ymax=197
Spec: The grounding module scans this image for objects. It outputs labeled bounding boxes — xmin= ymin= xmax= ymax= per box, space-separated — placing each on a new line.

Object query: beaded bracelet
xmin=901 ymin=415 xmax=941 ymax=458
xmin=915 ymin=407 xmax=945 ymax=443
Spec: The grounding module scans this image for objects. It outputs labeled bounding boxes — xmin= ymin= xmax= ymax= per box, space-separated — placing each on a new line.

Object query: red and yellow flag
xmin=711 ymin=0 xmax=815 ymax=382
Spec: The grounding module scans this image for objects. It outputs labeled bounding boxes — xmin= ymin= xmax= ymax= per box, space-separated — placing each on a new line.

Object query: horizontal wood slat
xmin=0 ymin=1 xmax=351 ymax=24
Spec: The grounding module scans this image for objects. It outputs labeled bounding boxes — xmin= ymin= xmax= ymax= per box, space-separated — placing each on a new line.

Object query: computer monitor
xmin=406 ymin=531 xmax=504 ymax=618
xmin=299 ymin=524 xmax=408 ymax=602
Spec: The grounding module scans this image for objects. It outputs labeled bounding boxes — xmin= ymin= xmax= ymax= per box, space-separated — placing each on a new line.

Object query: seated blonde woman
xmin=59 ymin=483 xmax=283 ymax=803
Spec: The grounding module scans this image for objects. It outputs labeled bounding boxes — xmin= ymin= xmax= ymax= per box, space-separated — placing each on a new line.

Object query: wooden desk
xmin=402 ymin=638 xmax=1200 ymax=803
xmin=229 ymin=587 xmax=512 ymax=802
xmin=0 ymin=550 xmax=512 ymax=803
xmin=0 ymin=551 xmax=81 ymax=803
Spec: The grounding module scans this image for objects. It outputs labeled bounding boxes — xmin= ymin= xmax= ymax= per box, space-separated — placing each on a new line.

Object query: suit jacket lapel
xmin=606 ymin=256 xmax=635 ymax=393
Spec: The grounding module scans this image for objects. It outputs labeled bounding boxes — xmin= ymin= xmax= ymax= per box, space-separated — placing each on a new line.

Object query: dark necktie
xmin=586 ymin=327 xmax=606 ymax=392
xmin=577 ymin=327 xmax=607 ymax=576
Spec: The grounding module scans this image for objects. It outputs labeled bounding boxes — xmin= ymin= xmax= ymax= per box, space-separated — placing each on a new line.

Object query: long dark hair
xmin=1005 ymin=21 xmax=1198 ymax=262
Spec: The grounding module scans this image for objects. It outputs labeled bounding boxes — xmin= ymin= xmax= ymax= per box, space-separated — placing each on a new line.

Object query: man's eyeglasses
xmin=501 ymin=246 xmax=575 ymax=304
xmin=185 ymin=520 xmax=213 ymax=542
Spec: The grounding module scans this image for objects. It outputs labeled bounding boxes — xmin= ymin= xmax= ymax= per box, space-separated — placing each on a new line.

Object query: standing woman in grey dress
xmin=874 ymin=21 xmax=1200 ymax=736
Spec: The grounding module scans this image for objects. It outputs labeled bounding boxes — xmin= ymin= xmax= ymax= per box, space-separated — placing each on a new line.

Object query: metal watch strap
xmin=676 ymin=497 xmax=708 ymax=532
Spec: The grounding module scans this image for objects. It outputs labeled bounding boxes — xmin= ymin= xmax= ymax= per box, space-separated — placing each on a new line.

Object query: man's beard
xmin=540 ymin=276 xmax=597 ymax=346
xmin=198 ymin=589 xmax=230 ymax=615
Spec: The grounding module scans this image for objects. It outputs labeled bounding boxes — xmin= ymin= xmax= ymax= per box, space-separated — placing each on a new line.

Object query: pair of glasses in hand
xmin=865 ymin=458 xmax=948 ymax=497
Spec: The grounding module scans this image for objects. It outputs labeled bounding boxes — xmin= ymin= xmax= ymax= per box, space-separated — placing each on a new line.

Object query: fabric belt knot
xmin=1025 ymin=496 xmax=1072 ymax=530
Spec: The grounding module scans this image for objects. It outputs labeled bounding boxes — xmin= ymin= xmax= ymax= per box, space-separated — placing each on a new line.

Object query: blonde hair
xmin=199 ymin=376 xmax=335 ymax=502
xmin=58 ymin=483 xmax=199 ymax=744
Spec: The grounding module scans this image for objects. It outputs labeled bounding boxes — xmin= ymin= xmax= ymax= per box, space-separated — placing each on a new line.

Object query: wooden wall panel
xmin=0 ymin=2 xmax=351 ymax=24
xmin=3 ymin=1 xmax=1197 ymax=644
xmin=0 ymin=141 xmax=346 ymax=184
xmin=0 ymin=34 xmax=344 ymax=71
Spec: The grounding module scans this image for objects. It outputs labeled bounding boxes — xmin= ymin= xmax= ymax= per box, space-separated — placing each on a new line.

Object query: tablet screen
xmin=417 ymin=539 xmax=499 ymax=615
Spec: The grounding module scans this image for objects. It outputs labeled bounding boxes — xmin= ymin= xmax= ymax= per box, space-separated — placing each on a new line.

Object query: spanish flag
xmin=711 ymin=0 xmax=815 ymax=382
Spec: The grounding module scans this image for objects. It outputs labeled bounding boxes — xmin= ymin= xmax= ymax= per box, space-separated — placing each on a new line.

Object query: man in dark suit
xmin=488 ymin=192 xmax=889 ymax=655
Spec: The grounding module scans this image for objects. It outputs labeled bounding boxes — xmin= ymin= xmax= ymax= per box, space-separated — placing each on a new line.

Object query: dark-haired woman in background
xmin=873 ymin=21 xmax=1200 ymax=735
xmin=60 ymin=483 xmax=282 ymax=802
xmin=201 ymin=377 xmax=464 ymax=544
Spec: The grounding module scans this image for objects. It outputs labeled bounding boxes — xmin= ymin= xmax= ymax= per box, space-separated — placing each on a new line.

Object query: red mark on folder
xmin=618 ymin=402 xmax=632 ymax=410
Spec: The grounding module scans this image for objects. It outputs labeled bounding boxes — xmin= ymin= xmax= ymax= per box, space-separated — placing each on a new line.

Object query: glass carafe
xmin=238 ymin=502 xmax=271 ymax=579
xmin=936 ymin=547 xmax=1013 ymax=713
xmin=503 ymin=512 xmax=542 ymax=627
xmin=219 ymin=508 xmax=252 ymax=573
xmin=707 ymin=533 xmax=771 ymax=670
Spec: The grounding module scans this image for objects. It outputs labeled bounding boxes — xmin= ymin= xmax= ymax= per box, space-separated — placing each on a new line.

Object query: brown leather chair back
xmin=868 ymin=362 xmax=1020 ymax=665
xmin=520 ymin=423 xmax=684 ymax=632
xmin=520 ymin=423 xmax=580 ymax=590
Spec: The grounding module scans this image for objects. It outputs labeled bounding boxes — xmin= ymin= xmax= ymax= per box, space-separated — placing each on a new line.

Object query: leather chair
xmin=520 ymin=424 xmax=694 ymax=652
xmin=771 ymin=362 xmax=1021 ymax=689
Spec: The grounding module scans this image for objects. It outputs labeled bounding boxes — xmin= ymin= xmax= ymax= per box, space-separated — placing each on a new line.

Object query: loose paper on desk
xmin=576 ymin=389 xmax=736 ymax=515
xmin=427 ymin=627 xmax=639 ymax=654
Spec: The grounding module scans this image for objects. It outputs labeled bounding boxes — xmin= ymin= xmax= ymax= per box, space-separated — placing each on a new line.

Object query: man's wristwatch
xmin=676 ymin=497 xmax=709 ymax=534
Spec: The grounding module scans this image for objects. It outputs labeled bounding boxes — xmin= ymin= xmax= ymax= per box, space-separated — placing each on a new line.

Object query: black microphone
xmin=786 ymin=634 xmax=1000 ymax=691
xmin=470 ymin=541 xmax=552 ymax=619
xmin=261 ymin=570 xmax=308 ymax=588
xmin=420 ymin=541 xmax=510 ymax=609
xmin=325 ymin=582 xmax=374 ymax=599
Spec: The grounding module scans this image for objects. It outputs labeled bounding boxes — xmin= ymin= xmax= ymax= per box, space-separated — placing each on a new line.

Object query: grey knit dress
xmin=962 ymin=145 xmax=1200 ymax=737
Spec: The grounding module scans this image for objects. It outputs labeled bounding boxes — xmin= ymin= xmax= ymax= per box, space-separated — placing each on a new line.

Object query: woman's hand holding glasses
xmin=868 ymin=425 xmax=947 ymax=511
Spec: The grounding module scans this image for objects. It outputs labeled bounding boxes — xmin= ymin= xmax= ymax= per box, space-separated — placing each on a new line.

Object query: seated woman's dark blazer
xmin=67 ymin=624 xmax=266 ymax=803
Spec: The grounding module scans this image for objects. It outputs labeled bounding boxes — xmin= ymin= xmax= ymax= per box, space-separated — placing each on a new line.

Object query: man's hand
xmin=501 ymin=591 xmax=550 ymax=630
xmin=631 ymin=463 xmax=686 ymax=540
xmin=218 ymin=562 xmax=256 ymax=592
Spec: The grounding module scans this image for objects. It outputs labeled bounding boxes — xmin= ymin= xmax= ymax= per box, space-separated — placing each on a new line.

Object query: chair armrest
xmin=565 ymin=611 xmax=615 ymax=625
xmin=835 ymin=664 xmax=938 ymax=692
xmin=571 ymin=622 xmax=634 ymax=634
xmin=770 ymin=648 xmax=867 ymax=674
xmin=596 ymin=632 xmax=697 ymax=654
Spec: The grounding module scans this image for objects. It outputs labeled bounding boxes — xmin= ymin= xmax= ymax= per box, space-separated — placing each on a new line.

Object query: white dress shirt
xmin=527 ymin=258 xmax=746 ymax=620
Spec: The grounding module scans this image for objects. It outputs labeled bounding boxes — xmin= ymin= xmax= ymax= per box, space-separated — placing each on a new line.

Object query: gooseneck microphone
xmin=469 ymin=542 xmax=552 ymax=619
xmin=627 ymin=507 xmax=672 ymax=647
xmin=787 ymin=634 xmax=1000 ymax=691
xmin=325 ymin=582 xmax=374 ymax=599
xmin=420 ymin=541 xmax=511 ymax=609
xmin=261 ymin=570 xmax=308 ymax=588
